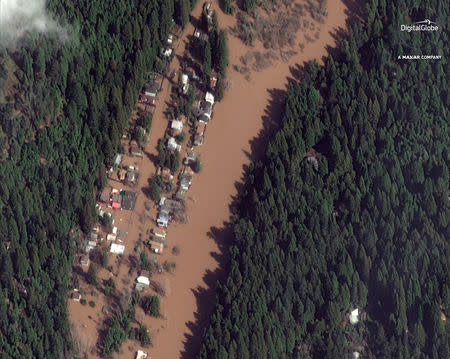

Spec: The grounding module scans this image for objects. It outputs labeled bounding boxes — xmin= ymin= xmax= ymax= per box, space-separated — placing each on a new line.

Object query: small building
xmin=194 ymin=121 xmax=206 ymax=146
xmin=198 ymin=93 xmax=214 ymax=120
xmin=84 ymin=240 xmax=97 ymax=254
xmin=106 ymin=233 xmax=117 ymax=241
xmin=138 ymin=93 xmax=156 ymax=106
xmin=171 ymin=120 xmax=184 ymax=135
xmin=125 ymin=166 xmax=137 ymax=185
xmin=161 ymin=198 xmax=183 ymax=212
xmin=153 ymin=228 xmax=167 ymax=241
xmin=167 ymin=34 xmax=173 ymax=45
xmin=180 ymin=173 xmax=193 ymax=191
xmin=118 ymin=168 xmax=127 ymax=181
xmin=162 ymin=47 xmax=173 ymax=57
xmin=149 ymin=240 xmax=164 ymax=254
xmin=113 ymin=154 xmax=122 ymax=167
xmin=349 ymin=308 xmax=359 ymax=324
xmin=157 ymin=210 xmax=170 ymax=228
xmin=71 ymin=292 xmax=81 ymax=302
xmin=186 ymin=67 xmax=200 ymax=81
xmin=137 ymin=270 xmax=150 ymax=283
xmin=136 ymin=270 xmax=150 ymax=288
xmin=110 ymin=190 xmax=121 ymax=209
xmin=184 ymin=151 xmax=197 ymax=165
xmin=193 ymin=28 xmax=208 ymax=41
xmin=180 ymin=73 xmax=190 ymax=94
xmin=122 ymin=190 xmax=138 ymax=211
xmin=144 ymin=81 xmax=160 ymax=98
xmin=205 ymin=91 xmax=215 ymax=105
xmin=110 ymin=242 xmax=125 ymax=255
xmin=161 ymin=167 xmax=174 ymax=183
xmin=130 ymin=143 xmax=143 ymax=157
xmin=210 ymin=74 xmax=217 ymax=89
xmin=305 ymin=148 xmax=320 ymax=169
xmin=167 ymin=137 xmax=181 ymax=152
xmin=90 ymin=232 xmax=98 ymax=242
xmin=136 ymin=350 xmax=148 ymax=359
xmin=203 ymin=2 xmax=212 ymax=19
xmin=175 ymin=188 xmax=187 ymax=201
xmin=79 ymin=255 xmax=90 ymax=267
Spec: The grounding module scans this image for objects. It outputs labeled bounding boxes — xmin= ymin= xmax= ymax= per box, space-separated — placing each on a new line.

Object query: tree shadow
xmin=179 ymin=225 xmax=232 ymax=359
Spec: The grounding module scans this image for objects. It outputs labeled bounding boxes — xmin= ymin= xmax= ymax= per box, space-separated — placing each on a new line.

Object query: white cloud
xmin=0 ymin=0 xmax=68 ymax=47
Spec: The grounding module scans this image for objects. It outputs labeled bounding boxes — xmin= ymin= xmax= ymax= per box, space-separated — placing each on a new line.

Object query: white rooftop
xmin=205 ymin=91 xmax=215 ymax=104
xmin=136 ymin=350 xmax=148 ymax=359
xmin=162 ymin=48 xmax=173 ymax=57
xmin=171 ymin=120 xmax=183 ymax=132
xmin=110 ymin=243 xmax=125 ymax=255
xmin=349 ymin=308 xmax=359 ymax=324
xmin=168 ymin=137 xmax=181 ymax=151
xmin=137 ymin=276 xmax=150 ymax=286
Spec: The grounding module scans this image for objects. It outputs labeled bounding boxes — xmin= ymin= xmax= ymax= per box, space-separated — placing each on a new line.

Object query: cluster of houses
xmin=99 ymin=185 xmax=137 ymax=211
xmin=195 ymin=91 xmax=215 ymax=145
xmin=70 ymin=7 xmax=226 ymax=352
xmin=152 ymin=2 xmax=221 ymax=242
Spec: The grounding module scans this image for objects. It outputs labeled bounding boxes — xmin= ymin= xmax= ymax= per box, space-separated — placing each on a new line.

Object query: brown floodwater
xmin=68 ymin=0 xmax=353 ymax=358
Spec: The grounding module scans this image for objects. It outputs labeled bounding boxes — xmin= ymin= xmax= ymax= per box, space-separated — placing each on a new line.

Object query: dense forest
xmin=0 ymin=0 xmax=192 ymax=357
xmin=199 ymin=0 xmax=449 ymax=358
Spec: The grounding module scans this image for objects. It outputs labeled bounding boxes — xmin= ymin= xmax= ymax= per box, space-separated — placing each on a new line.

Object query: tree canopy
xmin=199 ymin=0 xmax=449 ymax=358
xmin=0 ymin=0 xmax=175 ymax=357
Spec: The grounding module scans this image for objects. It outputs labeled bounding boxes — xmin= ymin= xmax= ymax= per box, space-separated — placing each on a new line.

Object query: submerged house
xmin=171 ymin=120 xmax=184 ymax=136
xmin=110 ymin=190 xmax=121 ymax=209
xmin=184 ymin=151 xmax=197 ymax=165
xmin=130 ymin=141 xmax=143 ymax=157
xmin=157 ymin=210 xmax=169 ymax=228
xmin=135 ymin=270 xmax=150 ymax=292
xmin=144 ymin=81 xmax=160 ymax=98
xmin=153 ymin=228 xmax=167 ymax=241
xmin=180 ymin=173 xmax=193 ymax=191
xmin=149 ymin=240 xmax=164 ymax=254
xmin=180 ymin=73 xmax=190 ymax=94
xmin=136 ymin=350 xmax=148 ymax=359
xmin=198 ymin=92 xmax=215 ymax=122
xmin=194 ymin=121 xmax=206 ymax=146
xmin=167 ymin=137 xmax=181 ymax=152
xmin=110 ymin=242 xmax=125 ymax=255
xmin=79 ymin=255 xmax=90 ymax=267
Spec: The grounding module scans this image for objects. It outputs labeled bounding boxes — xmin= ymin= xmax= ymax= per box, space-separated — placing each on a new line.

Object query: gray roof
xmin=145 ymin=81 xmax=160 ymax=94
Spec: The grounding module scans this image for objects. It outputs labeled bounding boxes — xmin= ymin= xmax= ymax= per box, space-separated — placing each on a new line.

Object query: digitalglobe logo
xmin=401 ymin=19 xmax=439 ymax=32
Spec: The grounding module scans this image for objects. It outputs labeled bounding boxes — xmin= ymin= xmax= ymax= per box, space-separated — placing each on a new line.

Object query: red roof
xmin=305 ymin=148 xmax=317 ymax=157
xmin=112 ymin=202 xmax=121 ymax=209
